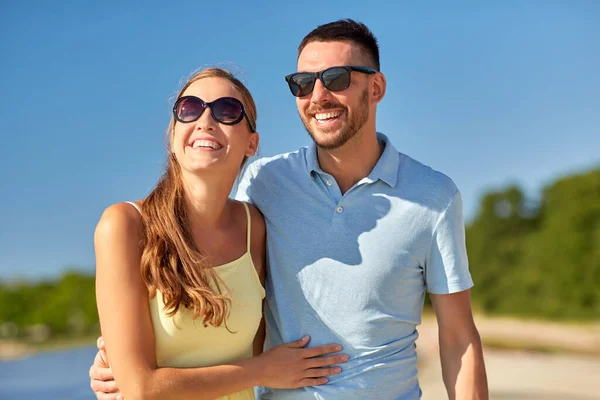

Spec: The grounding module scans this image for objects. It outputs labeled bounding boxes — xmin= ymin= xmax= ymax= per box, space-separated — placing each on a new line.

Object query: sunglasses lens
xmin=286 ymin=68 xmax=352 ymax=97
xmin=212 ymin=98 xmax=244 ymax=124
xmin=289 ymin=73 xmax=316 ymax=97
xmin=322 ymin=67 xmax=350 ymax=92
xmin=175 ymin=97 xmax=205 ymax=122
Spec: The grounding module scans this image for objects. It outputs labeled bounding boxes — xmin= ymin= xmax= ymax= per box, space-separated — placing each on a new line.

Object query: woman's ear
xmin=246 ymin=132 xmax=259 ymax=157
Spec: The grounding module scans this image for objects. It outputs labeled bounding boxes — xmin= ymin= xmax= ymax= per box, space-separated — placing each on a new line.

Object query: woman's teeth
xmin=192 ymin=140 xmax=223 ymax=150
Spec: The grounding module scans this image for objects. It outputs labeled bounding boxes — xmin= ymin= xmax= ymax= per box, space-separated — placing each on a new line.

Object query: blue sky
xmin=1 ymin=1 xmax=599 ymax=280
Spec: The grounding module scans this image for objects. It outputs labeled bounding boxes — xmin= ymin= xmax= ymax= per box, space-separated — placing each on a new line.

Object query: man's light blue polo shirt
xmin=235 ymin=133 xmax=473 ymax=399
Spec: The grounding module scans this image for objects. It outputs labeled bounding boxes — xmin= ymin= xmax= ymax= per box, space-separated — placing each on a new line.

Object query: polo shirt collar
xmin=305 ymin=132 xmax=400 ymax=188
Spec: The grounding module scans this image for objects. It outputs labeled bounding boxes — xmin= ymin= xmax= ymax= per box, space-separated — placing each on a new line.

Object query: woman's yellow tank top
xmin=127 ymin=201 xmax=265 ymax=400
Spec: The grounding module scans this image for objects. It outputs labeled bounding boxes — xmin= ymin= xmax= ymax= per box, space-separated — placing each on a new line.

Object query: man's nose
xmin=310 ymin=78 xmax=333 ymax=103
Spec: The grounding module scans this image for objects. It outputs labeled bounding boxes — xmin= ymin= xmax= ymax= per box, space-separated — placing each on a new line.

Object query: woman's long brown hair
xmin=140 ymin=68 xmax=257 ymax=328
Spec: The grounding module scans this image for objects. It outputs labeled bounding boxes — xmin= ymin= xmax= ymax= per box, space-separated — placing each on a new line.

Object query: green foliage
xmin=0 ymin=271 xmax=99 ymax=339
xmin=467 ymin=168 xmax=600 ymax=320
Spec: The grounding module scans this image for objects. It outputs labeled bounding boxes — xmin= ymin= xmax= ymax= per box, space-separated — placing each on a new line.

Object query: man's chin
xmin=310 ymin=133 xmax=349 ymax=150
xmin=303 ymin=121 xmax=353 ymax=150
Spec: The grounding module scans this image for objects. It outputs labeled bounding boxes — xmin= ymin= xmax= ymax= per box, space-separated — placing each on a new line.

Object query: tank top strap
xmin=125 ymin=201 xmax=142 ymax=215
xmin=241 ymin=202 xmax=252 ymax=253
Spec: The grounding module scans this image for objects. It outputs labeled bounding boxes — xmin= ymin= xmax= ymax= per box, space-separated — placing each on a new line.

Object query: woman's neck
xmin=180 ymin=169 xmax=236 ymax=229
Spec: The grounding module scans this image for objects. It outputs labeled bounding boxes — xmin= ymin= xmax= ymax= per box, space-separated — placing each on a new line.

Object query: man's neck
xmin=317 ymin=131 xmax=384 ymax=194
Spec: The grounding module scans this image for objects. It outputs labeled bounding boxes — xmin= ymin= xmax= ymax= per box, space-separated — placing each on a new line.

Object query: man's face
xmin=295 ymin=41 xmax=373 ymax=150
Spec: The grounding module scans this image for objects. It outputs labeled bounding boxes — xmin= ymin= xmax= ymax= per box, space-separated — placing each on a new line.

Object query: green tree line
xmin=0 ymin=272 xmax=99 ymax=340
xmin=1 ymin=167 xmax=598 ymax=340
xmin=467 ymin=167 xmax=600 ymax=320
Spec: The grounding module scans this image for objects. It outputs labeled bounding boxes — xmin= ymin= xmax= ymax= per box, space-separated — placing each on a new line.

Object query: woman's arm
xmin=248 ymin=203 xmax=266 ymax=357
xmin=95 ymin=203 xmax=346 ymax=400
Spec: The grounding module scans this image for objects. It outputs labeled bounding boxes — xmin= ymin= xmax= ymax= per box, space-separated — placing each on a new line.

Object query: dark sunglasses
xmin=173 ymin=96 xmax=255 ymax=132
xmin=285 ymin=66 xmax=377 ymax=97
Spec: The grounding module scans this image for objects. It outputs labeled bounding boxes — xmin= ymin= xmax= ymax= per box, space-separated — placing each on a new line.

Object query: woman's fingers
xmin=301 ymin=344 xmax=342 ymax=359
xmin=304 ymin=366 xmax=342 ymax=378
xmin=284 ymin=335 xmax=310 ymax=348
xmin=307 ymin=353 xmax=348 ymax=368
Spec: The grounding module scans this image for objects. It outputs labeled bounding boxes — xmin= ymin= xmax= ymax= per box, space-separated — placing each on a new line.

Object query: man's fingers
xmin=96 ymin=336 xmax=105 ymax=351
xmin=94 ymin=392 xmax=122 ymax=400
xmin=93 ymin=349 xmax=110 ymax=369
xmin=99 ymin=349 xmax=109 ymax=366
xmin=90 ymin=377 xmax=119 ymax=393
xmin=90 ymin=365 xmax=114 ymax=382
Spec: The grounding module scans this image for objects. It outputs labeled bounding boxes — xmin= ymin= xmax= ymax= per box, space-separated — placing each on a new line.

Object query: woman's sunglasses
xmin=284 ymin=66 xmax=377 ymax=97
xmin=173 ymin=96 xmax=255 ymax=132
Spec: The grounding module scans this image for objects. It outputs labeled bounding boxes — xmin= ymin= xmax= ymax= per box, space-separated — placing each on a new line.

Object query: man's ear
xmin=371 ymin=72 xmax=386 ymax=104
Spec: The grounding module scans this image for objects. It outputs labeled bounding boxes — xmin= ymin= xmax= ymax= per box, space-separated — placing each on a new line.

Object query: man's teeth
xmin=315 ymin=111 xmax=342 ymax=121
xmin=192 ymin=140 xmax=223 ymax=150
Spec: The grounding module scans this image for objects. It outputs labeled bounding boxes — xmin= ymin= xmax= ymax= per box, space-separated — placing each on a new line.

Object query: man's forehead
xmin=297 ymin=41 xmax=359 ymax=69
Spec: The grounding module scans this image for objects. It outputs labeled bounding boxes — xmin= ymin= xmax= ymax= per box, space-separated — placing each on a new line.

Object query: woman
xmin=94 ymin=68 xmax=346 ymax=400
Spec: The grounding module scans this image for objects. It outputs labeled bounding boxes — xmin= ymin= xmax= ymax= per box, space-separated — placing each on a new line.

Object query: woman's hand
xmin=255 ymin=336 xmax=348 ymax=388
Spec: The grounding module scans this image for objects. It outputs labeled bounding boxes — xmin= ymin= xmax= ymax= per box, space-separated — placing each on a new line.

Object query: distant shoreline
xmin=0 ymin=340 xmax=31 ymax=361
xmin=2 ymin=315 xmax=599 ymax=362
xmin=0 ymin=336 xmax=97 ymax=361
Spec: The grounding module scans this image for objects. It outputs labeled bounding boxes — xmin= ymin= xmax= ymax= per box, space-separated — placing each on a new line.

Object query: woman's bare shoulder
xmin=95 ymin=202 xmax=144 ymax=247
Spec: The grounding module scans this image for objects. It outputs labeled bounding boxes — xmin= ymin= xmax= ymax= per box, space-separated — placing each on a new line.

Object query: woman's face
xmin=171 ymin=77 xmax=258 ymax=176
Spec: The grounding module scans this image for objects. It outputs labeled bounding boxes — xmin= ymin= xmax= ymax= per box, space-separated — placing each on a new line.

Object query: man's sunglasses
xmin=285 ymin=66 xmax=377 ymax=97
xmin=173 ymin=96 xmax=255 ymax=132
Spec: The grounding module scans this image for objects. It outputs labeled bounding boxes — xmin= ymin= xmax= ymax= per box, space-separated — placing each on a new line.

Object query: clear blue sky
xmin=1 ymin=1 xmax=599 ymax=280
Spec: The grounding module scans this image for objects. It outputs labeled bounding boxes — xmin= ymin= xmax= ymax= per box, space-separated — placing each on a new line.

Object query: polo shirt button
xmin=326 ymin=180 xmax=333 ymax=186
xmin=336 ymin=206 xmax=344 ymax=213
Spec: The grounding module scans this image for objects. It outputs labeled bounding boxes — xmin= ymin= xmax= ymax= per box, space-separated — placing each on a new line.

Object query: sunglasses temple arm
xmin=245 ymin=114 xmax=256 ymax=133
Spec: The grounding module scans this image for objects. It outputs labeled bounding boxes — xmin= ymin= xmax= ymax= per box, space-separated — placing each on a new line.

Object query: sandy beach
xmin=416 ymin=315 xmax=600 ymax=399
xmin=0 ymin=340 xmax=31 ymax=361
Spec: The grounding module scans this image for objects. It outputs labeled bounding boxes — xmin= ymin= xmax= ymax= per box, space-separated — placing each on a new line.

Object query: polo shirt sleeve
xmin=424 ymin=190 xmax=474 ymax=294
xmin=233 ymin=159 xmax=258 ymax=204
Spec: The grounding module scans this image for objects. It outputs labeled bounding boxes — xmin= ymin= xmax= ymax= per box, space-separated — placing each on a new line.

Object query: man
xmin=90 ymin=19 xmax=488 ymax=399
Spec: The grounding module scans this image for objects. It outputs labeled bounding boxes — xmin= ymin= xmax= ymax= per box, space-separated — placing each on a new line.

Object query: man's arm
xmin=89 ymin=337 xmax=121 ymax=400
xmin=430 ymin=290 xmax=488 ymax=400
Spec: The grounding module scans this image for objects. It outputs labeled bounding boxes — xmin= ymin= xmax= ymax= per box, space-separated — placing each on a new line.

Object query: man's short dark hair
xmin=298 ymin=19 xmax=380 ymax=71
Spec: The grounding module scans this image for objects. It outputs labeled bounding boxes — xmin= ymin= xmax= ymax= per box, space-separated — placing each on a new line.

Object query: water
xmin=0 ymin=346 xmax=97 ymax=399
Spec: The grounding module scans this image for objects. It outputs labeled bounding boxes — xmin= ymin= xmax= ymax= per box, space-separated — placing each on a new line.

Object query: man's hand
xmin=89 ymin=337 xmax=122 ymax=400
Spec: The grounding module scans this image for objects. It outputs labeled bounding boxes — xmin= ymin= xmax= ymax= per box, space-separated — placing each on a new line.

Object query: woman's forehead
xmin=182 ymin=77 xmax=241 ymax=102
